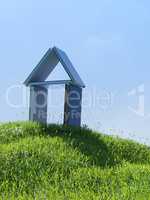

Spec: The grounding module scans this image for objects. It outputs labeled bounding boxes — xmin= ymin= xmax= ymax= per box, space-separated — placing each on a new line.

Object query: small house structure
xmin=24 ymin=47 xmax=85 ymax=126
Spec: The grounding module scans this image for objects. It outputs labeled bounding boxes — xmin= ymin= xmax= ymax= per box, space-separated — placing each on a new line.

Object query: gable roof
xmin=24 ymin=47 xmax=85 ymax=88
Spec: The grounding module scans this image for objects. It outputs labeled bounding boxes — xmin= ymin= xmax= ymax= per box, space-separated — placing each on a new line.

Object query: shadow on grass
xmin=46 ymin=124 xmax=122 ymax=168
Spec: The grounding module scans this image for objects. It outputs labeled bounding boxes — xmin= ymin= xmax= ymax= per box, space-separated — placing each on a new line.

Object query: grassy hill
xmin=0 ymin=122 xmax=150 ymax=199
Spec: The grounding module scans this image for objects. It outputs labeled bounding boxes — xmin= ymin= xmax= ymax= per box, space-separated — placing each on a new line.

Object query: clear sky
xmin=0 ymin=0 xmax=150 ymax=144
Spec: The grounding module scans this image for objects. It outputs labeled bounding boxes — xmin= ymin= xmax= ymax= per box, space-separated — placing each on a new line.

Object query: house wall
xmin=29 ymin=86 xmax=48 ymax=124
xmin=64 ymin=84 xmax=82 ymax=126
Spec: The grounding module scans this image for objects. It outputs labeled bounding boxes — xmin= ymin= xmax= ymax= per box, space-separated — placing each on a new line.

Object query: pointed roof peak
xmin=24 ymin=47 xmax=85 ymax=88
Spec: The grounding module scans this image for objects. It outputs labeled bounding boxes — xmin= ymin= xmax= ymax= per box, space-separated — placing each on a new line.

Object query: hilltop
xmin=0 ymin=122 xmax=150 ymax=199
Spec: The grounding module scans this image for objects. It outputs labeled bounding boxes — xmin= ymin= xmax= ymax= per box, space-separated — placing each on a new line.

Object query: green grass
xmin=0 ymin=121 xmax=150 ymax=199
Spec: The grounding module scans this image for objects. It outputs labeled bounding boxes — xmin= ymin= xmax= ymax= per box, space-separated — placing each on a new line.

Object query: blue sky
xmin=0 ymin=0 xmax=150 ymax=144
